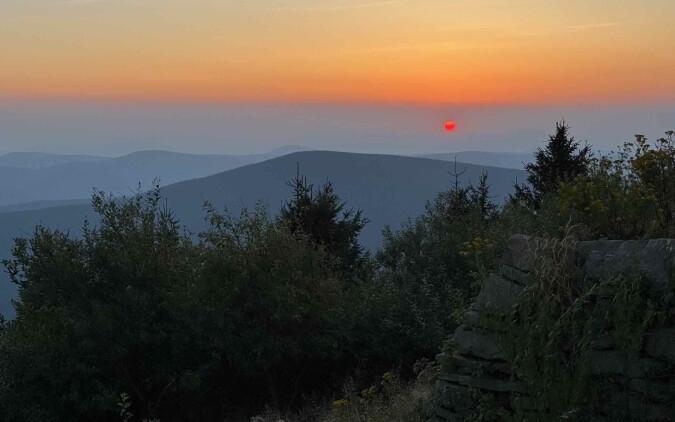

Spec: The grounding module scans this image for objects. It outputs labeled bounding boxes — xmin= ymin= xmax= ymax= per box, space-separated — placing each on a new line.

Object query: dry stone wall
xmin=428 ymin=235 xmax=675 ymax=422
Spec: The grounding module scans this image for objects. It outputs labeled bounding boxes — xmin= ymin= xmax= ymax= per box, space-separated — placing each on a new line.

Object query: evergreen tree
xmin=469 ymin=171 xmax=499 ymax=220
xmin=280 ymin=167 xmax=369 ymax=281
xmin=513 ymin=121 xmax=592 ymax=209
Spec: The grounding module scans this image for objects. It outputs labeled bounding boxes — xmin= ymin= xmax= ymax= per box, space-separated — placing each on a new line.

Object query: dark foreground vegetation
xmin=0 ymin=124 xmax=673 ymax=421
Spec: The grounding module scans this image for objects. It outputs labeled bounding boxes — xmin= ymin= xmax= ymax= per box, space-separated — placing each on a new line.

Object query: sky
xmin=1 ymin=0 xmax=674 ymax=154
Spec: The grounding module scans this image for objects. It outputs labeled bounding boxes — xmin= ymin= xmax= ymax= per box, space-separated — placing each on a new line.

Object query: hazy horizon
xmin=4 ymin=0 xmax=673 ymax=157
xmin=2 ymin=100 xmax=673 ymax=157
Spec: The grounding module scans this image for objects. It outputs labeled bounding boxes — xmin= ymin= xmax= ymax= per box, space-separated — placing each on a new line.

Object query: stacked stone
xmin=580 ymin=238 xmax=675 ymax=421
xmin=427 ymin=235 xmax=675 ymax=422
xmin=428 ymin=235 xmax=532 ymax=421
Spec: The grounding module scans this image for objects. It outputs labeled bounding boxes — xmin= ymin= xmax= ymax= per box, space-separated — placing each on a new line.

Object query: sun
xmin=444 ymin=121 xmax=456 ymax=131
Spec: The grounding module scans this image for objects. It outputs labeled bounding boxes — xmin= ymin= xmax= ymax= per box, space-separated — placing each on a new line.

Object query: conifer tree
xmin=513 ymin=121 xmax=592 ymax=209
xmin=280 ymin=166 xmax=369 ymax=280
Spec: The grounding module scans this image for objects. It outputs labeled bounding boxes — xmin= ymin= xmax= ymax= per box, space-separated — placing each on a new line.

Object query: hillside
xmin=0 ymin=152 xmax=108 ymax=169
xmin=0 ymin=151 xmax=525 ymax=317
xmin=0 ymin=148 xmax=302 ymax=207
xmin=421 ymin=151 xmax=533 ymax=170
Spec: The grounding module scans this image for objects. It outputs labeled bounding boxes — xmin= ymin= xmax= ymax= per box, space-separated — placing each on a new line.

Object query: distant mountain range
xmin=0 ymin=147 xmax=312 ymax=208
xmin=0 ymin=151 xmax=526 ymax=317
xmin=0 ymin=152 xmax=108 ymax=169
xmin=420 ymin=151 xmax=534 ymax=170
xmin=0 ymin=147 xmax=531 ymax=211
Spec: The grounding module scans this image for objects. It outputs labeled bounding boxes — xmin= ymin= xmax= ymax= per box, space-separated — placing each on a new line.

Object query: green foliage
xmin=603 ymin=274 xmax=662 ymax=353
xmin=513 ymin=121 xmax=592 ymax=210
xmin=488 ymin=234 xmax=672 ymax=420
xmin=280 ymin=169 xmax=370 ymax=281
xmin=0 ymin=185 xmax=191 ymax=421
xmin=0 ymin=185 xmax=352 ymax=421
xmin=0 ymin=174 xmax=473 ymax=421
xmin=372 ymin=170 xmax=501 ymax=363
xmin=497 ymin=235 xmax=594 ymax=418
xmin=323 ymin=369 xmax=433 ymax=422
xmin=557 ymin=131 xmax=675 ymax=239
xmin=468 ymin=390 xmax=511 ymax=422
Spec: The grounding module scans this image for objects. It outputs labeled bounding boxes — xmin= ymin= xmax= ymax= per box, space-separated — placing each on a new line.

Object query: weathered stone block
xmin=501 ymin=234 xmax=539 ymax=273
xmin=437 ymin=373 xmax=525 ymax=393
xmin=472 ymin=274 xmax=524 ymax=314
xmin=449 ymin=351 xmax=511 ymax=376
xmin=434 ymin=380 xmax=471 ymax=411
xmin=499 ymin=264 xmax=533 ymax=286
xmin=431 ymin=405 xmax=462 ymax=422
xmin=454 ymin=325 xmax=506 ymax=361
xmin=581 ymin=238 xmax=675 ymax=292
xmin=462 ymin=310 xmax=483 ymax=328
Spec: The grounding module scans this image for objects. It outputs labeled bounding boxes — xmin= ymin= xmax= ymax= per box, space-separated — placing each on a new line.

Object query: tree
xmin=280 ymin=167 xmax=369 ymax=281
xmin=0 ymin=187 xmax=351 ymax=421
xmin=513 ymin=121 xmax=592 ymax=209
xmin=367 ymin=169 xmax=501 ymax=365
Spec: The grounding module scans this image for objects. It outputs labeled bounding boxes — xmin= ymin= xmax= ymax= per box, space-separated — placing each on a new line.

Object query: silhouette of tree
xmin=512 ymin=121 xmax=592 ymax=209
xmin=280 ymin=166 xmax=369 ymax=281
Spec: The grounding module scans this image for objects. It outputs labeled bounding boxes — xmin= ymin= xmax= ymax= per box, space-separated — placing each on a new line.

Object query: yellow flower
xmin=332 ymin=399 xmax=348 ymax=408
xmin=361 ymin=386 xmax=376 ymax=398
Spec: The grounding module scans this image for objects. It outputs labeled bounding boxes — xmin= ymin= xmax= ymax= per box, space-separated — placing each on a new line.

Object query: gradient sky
xmin=2 ymin=0 xmax=674 ymax=104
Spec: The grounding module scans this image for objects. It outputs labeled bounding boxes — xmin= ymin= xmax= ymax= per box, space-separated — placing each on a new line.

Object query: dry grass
xmin=249 ymin=362 xmax=438 ymax=422
xmin=530 ymin=227 xmax=583 ymax=313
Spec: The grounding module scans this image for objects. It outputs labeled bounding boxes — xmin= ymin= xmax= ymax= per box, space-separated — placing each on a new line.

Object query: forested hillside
xmin=0 ymin=152 xmax=525 ymax=317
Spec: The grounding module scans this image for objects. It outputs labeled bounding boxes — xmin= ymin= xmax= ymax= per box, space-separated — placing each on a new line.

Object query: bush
xmin=557 ymin=132 xmax=675 ymax=239
xmin=0 ymin=187 xmax=352 ymax=421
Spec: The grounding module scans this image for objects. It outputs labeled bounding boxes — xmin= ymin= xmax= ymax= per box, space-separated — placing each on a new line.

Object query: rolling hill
xmin=0 ymin=151 xmax=526 ymax=317
xmin=0 ymin=148 xmax=310 ymax=207
xmin=0 ymin=152 xmax=108 ymax=169
xmin=421 ymin=151 xmax=534 ymax=170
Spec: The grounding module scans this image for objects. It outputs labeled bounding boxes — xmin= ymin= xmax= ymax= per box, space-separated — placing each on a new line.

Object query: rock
xmin=434 ymin=380 xmax=471 ymax=412
xmin=430 ymin=235 xmax=675 ymax=420
xmin=437 ymin=373 xmax=525 ymax=393
xmin=472 ymin=274 xmax=524 ymax=314
xmin=462 ymin=310 xmax=484 ymax=328
xmin=581 ymin=238 xmax=675 ymax=292
xmin=453 ymin=325 xmax=506 ymax=361
xmin=499 ymin=264 xmax=532 ymax=286
xmin=448 ymin=351 xmax=511 ymax=376
xmin=501 ymin=234 xmax=539 ymax=273
xmin=644 ymin=328 xmax=675 ymax=362
xmin=430 ymin=405 xmax=462 ymax=422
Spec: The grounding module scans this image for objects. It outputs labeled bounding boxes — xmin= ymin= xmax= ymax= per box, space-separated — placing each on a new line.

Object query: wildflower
xmin=332 ymin=399 xmax=348 ymax=408
xmin=361 ymin=386 xmax=376 ymax=398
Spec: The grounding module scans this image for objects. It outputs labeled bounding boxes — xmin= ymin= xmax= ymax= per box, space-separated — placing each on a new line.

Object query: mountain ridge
xmin=0 ymin=150 xmax=526 ymax=317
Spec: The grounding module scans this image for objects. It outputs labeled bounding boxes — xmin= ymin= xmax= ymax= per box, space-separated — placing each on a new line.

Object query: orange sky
xmin=1 ymin=0 xmax=674 ymax=104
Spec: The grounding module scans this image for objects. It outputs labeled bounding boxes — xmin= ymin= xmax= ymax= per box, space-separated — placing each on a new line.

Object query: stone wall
xmin=428 ymin=235 xmax=675 ymax=422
